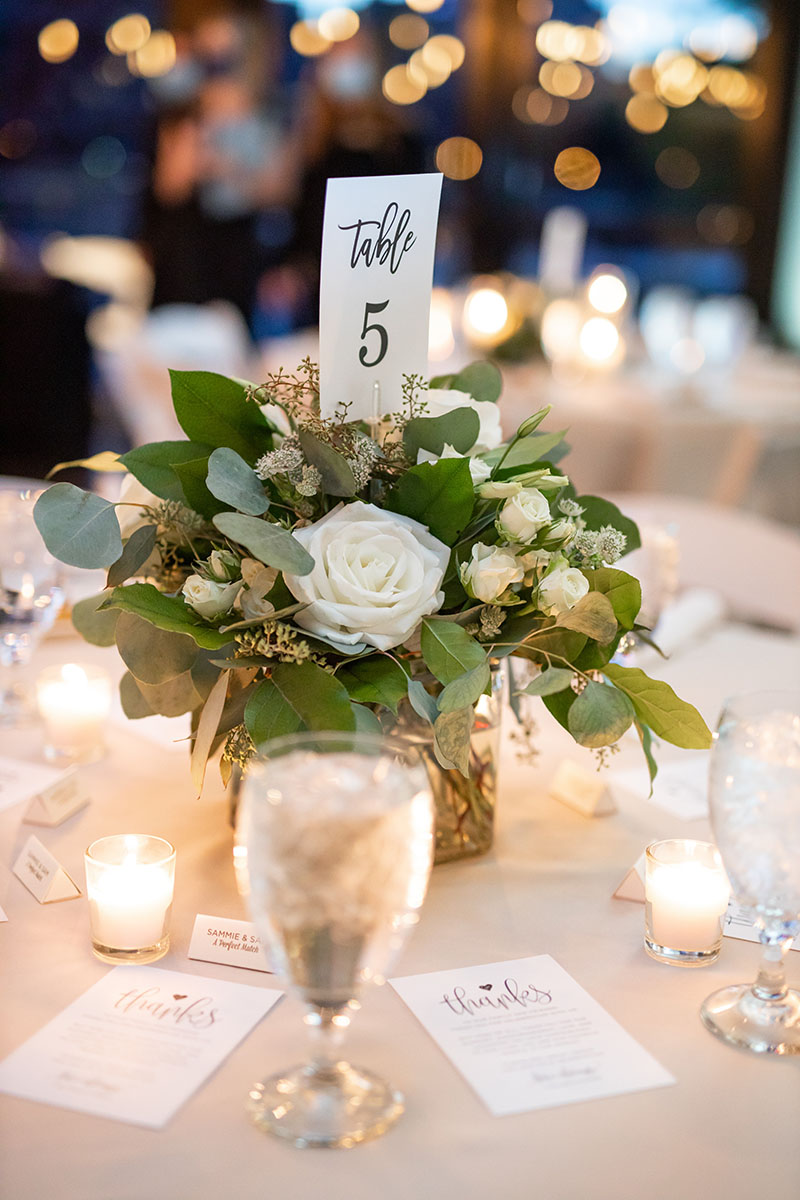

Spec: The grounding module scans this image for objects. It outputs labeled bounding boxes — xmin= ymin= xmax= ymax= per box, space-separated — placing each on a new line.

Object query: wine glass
xmin=700 ymin=692 xmax=800 ymax=1054
xmin=0 ymin=481 xmax=65 ymax=723
xmin=235 ymin=730 xmax=434 ymax=1147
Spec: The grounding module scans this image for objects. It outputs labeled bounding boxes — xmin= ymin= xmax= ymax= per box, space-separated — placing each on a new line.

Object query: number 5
xmin=359 ymin=300 xmax=389 ymax=368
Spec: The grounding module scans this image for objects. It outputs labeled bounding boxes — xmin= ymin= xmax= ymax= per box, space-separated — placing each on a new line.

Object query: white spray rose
xmin=460 ymin=543 xmax=524 ymax=604
xmin=537 ymin=566 xmax=589 ymax=615
xmin=182 ymin=575 xmax=242 ymax=619
xmin=206 ymin=549 xmax=241 ymax=582
xmin=424 ymin=388 xmax=503 ymax=455
xmin=478 ymin=480 xmax=522 ymax=500
xmin=416 ymin=443 xmax=491 ymax=486
xmin=238 ymin=558 xmax=277 ymax=621
xmin=284 ymin=502 xmax=450 ymax=651
xmin=497 ymin=488 xmax=551 ymax=542
xmin=116 ymin=474 xmax=159 ymax=538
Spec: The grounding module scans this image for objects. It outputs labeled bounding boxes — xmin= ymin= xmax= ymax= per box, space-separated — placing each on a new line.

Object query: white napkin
xmin=647 ymin=588 xmax=726 ymax=659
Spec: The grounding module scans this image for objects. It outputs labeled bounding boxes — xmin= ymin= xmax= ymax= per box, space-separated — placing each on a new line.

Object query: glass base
xmin=246 ymin=1060 xmax=404 ymax=1148
xmin=91 ymin=935 xmax=170 ymax=965
xmin=644 ymin=936 xmax=721 ymax=967
xmin=700 ymin=983 xmax=800 ymax=1054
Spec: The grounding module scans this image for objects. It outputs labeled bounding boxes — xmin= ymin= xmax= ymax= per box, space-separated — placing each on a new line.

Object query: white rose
xmin=238 ymin=558 xmax=277 ymax=621
xmin=183 ymin=574 xmax=242 ymax=619
xmin=460 ymin=543 xmax=524 ymax=604
xmin=497 ymin=488 xmax=551 ymax=542
xmin=116 ymin=474 xmax=159 ymax=538
xmin=284 ymin=502 xmax=450 ymax=651
xmin=538 ymin=566 xmax=589 ymax=615
xmin=417 ymin=443 xmax=491 ymax=486
xmin=424 ymin=388 xmax=503 ymax=454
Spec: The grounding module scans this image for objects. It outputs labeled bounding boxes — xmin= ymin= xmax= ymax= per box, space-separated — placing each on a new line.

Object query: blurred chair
xmin=609 ymin=493 xmax=800 ymax=632
xmin=92 ymin=302 xmax=258 ymax=446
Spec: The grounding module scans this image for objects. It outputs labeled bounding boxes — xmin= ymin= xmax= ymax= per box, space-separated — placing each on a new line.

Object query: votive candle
xmin=645 ymin=839 xmax=730 ymax=966
xmin=85 ymin=834 xmax=176 ymax=964
xmin=37 ymin=663 xmax=111 ymax=762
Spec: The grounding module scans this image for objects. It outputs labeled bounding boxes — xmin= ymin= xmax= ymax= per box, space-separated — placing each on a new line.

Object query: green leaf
xmin=106 ymin=583 xmax=232 ymax=649
xmin=437 ymin=662 xmax=491 ymax=713
xmin=115 ymin=611 xmax=198 ymax=684
xmin=245 ymin=661 xmax=356 ymax=746
xmin=352 ymin=704 xmax=383 ymax=734
xmin=567 ymin=681 xmax=636 ymax=748
xmin=212 ymin=512 xmax=314 ymax=576
xmin=497 ymin=622 xmax=586 ymax=667
xmin=172 ymin=454 xmax=224 ymax=519
xmin=47 ymin=451 xmax=126 ymax=478
xmin=386 ymin=459 xmax=474 ymax=544
xmin=434 ymin=707 xmax=473 ymax=777
xmin=452 ymin=361 xmax=502 ymax=403
xmin=191 ymin=669 xmax=230 ymax=794
xmin=575 ymin=495 xmax=641 ymax=554
xmin=71 ymin=593 xmax=119 ymax=646
xmin=519 ymin=667 xmax=574 ymax=697
xmin=106 ymin=524 xmax=157 ymax=587
xmin=486 ymin=431 xmax=568 ymax=476
xmin=119 ymin=671 xmax=155 ymax=719
xmin=336 ymin=656 xmax=410 ymax=714
xmin=407 ymin=679 xmax=439 ymax=725
xmin=555 ymin=591 xmax=617 ymax=643
xmin=33 ymin=483 xmax=122 ymax=569
xmin=603 ymin=664 xmax=712 ymax=749
xmin=403 ymin=407 xmax=480 ymax=459
xmin=206 ymin=447 xmax=269 ymax=515
xmin=134 ymin=670 xmax=205 ymax=717
xmin=119 ymin=441 xmax=213 ymax=504
xmin=636 ymin=719 xmax=658 ymax=794
xmin=543 ymin=686 xmax=575 ymax=731
xmin=421 ymin=618 xmax=487 ymax=685
xmin=169 ymin=370 xmax=269 ymax=461
xmin=428 ymin=372 xmax=455 ymax=389
xmin=297 ymin=430 xmax=356 ymax=497
xmin=581 ymin=568 xmax=641 ymax=633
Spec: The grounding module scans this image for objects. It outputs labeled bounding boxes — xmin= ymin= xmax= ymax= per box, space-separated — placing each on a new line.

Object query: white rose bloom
xmin=497 ymin=488 xmax=551 ymax=542
xmin=183 ymin=574 xmax=242 ymax=619
xmin=116 ymin=474 xmax=159 ymax=538
xmin=417 ymin=443 xmax=491 ymax=486
xmin=460 ymin=543 xmax=524 ymax=604
xmin=538 ymin=566 xmax=589 ymax=615
xmin=424 ymin=388 xmax=503 ymax=454
xmin=284 ymin=502 xmax=450 ymax=651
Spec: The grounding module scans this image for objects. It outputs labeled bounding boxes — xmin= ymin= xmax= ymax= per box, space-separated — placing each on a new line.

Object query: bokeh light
xmin=290 ymin=21 xmax=331 ymax=57
xmin=426 ymin=35 xmax=465 ymax=71
xmin=540 ymin=298 xmax=582 ymax=363
xmin=625 ymin=94 xmax=668 ymax=133
xmin=697 ymin=204 xmax=754 ymax=245
xmin=317 ymin=8 xmax=359 ymax=43
xmin=554 ymin=147 xmax=600 ymax=191
xmin=81 ymin=136 xmax=127 ymax=179
xmin=588 ymin=272 xmax=628 ymax=314
xmin=38 ymin=19 xmax=79 ymax=64
xmin=435 ymin=137 xmax=483 ymax=180
xmin=580 ymin=317 xmax=620 ymax=363
xmin=389 ymin=14 xmax=429 ymax=50
xmin=382 ymin=64 xmax=427 ymax=105
xmin=106 ymin=14 xmax=151 ymax=55
xmin=406 ymin=0 xmax=445 ymax=12
xmin=655 ymin=146 xmax=700 ymax=189
xmin=130 ymin=31 xmax=176 ymax=78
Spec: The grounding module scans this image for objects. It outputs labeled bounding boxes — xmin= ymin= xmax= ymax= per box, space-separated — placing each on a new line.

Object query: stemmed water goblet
xmin=701 ymin=691 xmax=800 ymax=1054
xmin=235 ymin=730 xmax=434 ymax=1147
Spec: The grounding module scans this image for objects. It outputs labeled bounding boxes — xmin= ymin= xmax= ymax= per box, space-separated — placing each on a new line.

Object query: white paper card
xmin=549 ymin=759 xmax=616 ymax=817
xmin=390 ymin=956 xmax=674 ymax=1116
xmin=0 ymin=905 xmax=7 ymax=922
xmin=610 ymin=755 xmax=709 ymax=821
xmin=613 ymin=852 xmax=646 ymax=902
xmin=188 ymin=913 xmax=271 ymax=973
xmin=319 ymin=173 xmax=443 ymax=420
xmin=723 ymin=904 xmax=799 ymax=952
xmin=0 ymin=757 xmax=88 ymax=822
xmin=12 ymin=835 xmax=81 ymax=903
xmin=0 ymin=966 xmax=282 ymax=1128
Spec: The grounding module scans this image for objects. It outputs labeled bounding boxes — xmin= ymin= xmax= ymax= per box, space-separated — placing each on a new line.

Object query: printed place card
xmin=188 ymin=914 xmax=271 ymax=973
xmin=12 ymin=835 xmax=81 ymax=903
xmin=0 ymin=757 xmax=89 ymax=824
xmin=0 ymin=966 xmax=282 ymax=1128
xmin=610 ymin=756 xmax=709 ymax=821
xmin=549 ymin=759 xmax=617 ymax=818
xmin=390 ymin=956 xmax=674 ymax=1117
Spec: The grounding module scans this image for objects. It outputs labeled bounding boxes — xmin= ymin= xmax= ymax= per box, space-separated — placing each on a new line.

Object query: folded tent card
xmin=0 ymin=756 xmax=90 ymax=826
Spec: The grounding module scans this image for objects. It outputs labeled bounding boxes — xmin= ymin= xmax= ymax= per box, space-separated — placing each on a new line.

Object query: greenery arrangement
xmin=34 ymin=359 xmax=711 ymax=795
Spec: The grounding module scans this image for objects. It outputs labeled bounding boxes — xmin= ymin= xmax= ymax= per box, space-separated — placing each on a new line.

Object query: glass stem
xmin=752 ymin=939 xmax=790 ymax=1003
xmin=305 ymin=1006 xmax=349 ymax=1075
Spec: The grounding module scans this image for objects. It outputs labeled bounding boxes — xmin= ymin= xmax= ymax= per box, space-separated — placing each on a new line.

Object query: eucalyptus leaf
xmin=135 ymin=669 xmax=205 ymax=717
xmin=582 ymin=568 xmax=642 ymax=632
xmin=603 ymin=664 xmax=712 ymax=749
xmin=421 ymin=618 xmax=486 ymax=685
xmin=298 ymin=430 xmax=356 ymax=497
xmin=519 ymin=667 xmax=575 ymax=697
xmin=212 ymin=512 xmax=314 ymax=576
xmin=403 ymin=407 xmax=480 ymax=459
xmin=172 ymin=454 xmax=224 ymax=519
xmin=336 ymin=656 xmax=409 ymax=714
xmin=106 ymin=583 xmax=232 ymax=649
xmin=434 ymin=707 xmax=473 ymax=777
xmin=352 ymin=704 xmax=383 ymax=734
xmin=169 ymin=370 xmax=269 ymax=461
xmin=451 ymin=361 xmax=502 ymax=403
xmin=115 ymin=610 xmax=198 ymax=684
xmin=71 ymin=593 xmax=120 ymax=646
xmin=206 ymin=447 xmax=270 ymax=515
xmin=567 ymin=681 xmax=635 ymax=748
xmin=119 ymin=441 xmax=212 ymax=504
xmin=245 ymin=660 xmax=355 ymax=746
xmin=119 ymin=671 xmax=155 ymax=719
xmin=106 ymin=524 xmax=157 ymax=587
xmin=191 ymin=669 xmax=230 ymax=794
xmin=407 ymin=678 xmax=439 ymax=725
xmin=555 ymin=591 xmax=618 ymax=643
xmin=386 ymin=458 xmax=474 ymax=544
xmin=437 ymin=662 xmax=491 ymax=713
xmin=47 ymin=451 xmax=126 ymax=478
xmin=33 ymin=483 xmax=122 ymax=569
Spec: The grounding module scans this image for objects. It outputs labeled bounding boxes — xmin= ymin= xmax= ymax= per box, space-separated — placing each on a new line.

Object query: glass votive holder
xmin=85 ymin=834 xmax=176 ymax=964
xmin=644 ymin=839 xmax=730 ymax=967
xmin=36 ymin=663 xmax=112 ymax=763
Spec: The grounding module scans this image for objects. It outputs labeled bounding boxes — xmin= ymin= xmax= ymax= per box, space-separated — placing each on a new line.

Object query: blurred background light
xmin=587 ymin=270 xmax=628 ymax=313
xmin=435 ymin=137 xmax=483 ymax=180
xmin=554 ymin=147 xmax=601 ymax=190
xmin=106 ymin=14 xmax=151 ymax=56
xmin=38 ymin=19 xmax=79 ymax=64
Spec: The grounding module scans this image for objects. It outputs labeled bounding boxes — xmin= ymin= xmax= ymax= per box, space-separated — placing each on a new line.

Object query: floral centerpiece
xmin=34 ymin=359 xmax=710 ymax=861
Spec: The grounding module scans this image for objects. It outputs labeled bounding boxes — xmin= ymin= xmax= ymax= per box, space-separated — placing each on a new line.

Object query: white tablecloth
xmin=1 ymin=625 xmax=799 ymax=1200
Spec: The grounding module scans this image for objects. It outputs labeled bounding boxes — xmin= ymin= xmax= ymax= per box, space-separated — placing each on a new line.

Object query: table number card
xmin=391 ymin=956 xmax=674 ymax=1116
xmin=188 ymin=913 xmax=271 ymax=973
xmin=0 ymin=756 xmax=89 ymax=824
xmin=0 ymin=966 xmax=282 ymax=1128
xmin=319 ymin=172 xmax=443 ymax=421
xmin=12 ymin=835 xmax=81 ymax=903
